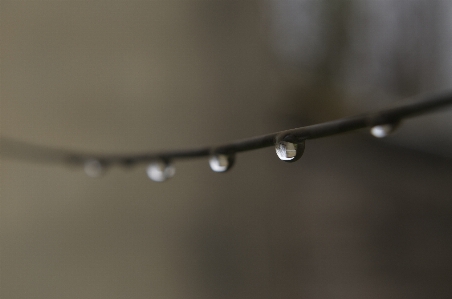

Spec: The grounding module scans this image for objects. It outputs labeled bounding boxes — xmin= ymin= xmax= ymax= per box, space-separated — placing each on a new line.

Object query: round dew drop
xmin=209 ymin=154 xmax=234 ymax=172
xmin=370 ymin=124 xmax=397 ymax=138
xmin=146 ymin=161 xmax=175 ymax=182
xmin=275 ymin=140 xmax=305 ymax=163
xmin=84 ymin=159 xmax=104 ymax=177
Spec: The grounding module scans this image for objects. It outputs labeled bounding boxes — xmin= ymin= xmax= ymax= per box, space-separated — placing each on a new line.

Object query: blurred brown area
xmin=1 ymin=1 xmax=452 ymax=299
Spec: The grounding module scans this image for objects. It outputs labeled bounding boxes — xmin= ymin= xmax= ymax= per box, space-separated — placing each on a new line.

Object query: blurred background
xmin=1 ymin=1 xmax=452 ymax=298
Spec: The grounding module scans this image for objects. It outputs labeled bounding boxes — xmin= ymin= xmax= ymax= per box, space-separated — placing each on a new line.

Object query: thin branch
xmin=1 ymin=91 xmax=452 ymax=171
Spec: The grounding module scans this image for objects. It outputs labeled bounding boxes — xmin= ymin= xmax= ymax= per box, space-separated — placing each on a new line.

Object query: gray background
xmin=2 ymin=1 xmax=452 ymax=298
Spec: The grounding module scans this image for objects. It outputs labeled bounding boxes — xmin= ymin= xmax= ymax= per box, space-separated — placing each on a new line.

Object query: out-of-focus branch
xmin=1 ymin=91 xmax=452 ymax=177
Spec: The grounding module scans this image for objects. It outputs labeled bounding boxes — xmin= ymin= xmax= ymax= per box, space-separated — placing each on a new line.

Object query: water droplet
xmin=84 ymin=159 xmax=105 ymax=177
xmin=370 ymin=123 xmax=397 ymax=138
xmin=209 ymin=154 xmax=235 ymax=172
xmin=275 ymin=138 xmax=305 ymax=163
xmin=146 ymin=161 xmax=175 ymax=182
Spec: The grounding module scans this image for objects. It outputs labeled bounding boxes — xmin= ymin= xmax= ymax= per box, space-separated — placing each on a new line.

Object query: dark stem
xmin=1 ymin=91 xmax=451 ymax=166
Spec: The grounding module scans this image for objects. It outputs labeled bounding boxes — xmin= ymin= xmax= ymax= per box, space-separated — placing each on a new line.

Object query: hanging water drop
xmin=146 ymin=161 xmax=175 ymax=182
xmin=275 ymin=137 xmax=305 ymax=163
xmin=370 ymin=123 xmax=398 ymax=138
xmin=209 ymin=153 xmax=235 ymax=172
xmin=84 ymin=159 xmax=105 ymax=177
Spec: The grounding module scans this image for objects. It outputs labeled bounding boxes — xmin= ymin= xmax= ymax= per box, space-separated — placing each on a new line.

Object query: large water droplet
xmin=209 ymin=154 xmax=235 ymax=172
xmin=146 ymin=161 xmax=175 ymax=182
xmin=84 ymin=159 xmax=105 ymax=177
xmin=370 ymin=123 xmax=397 ymax=138
xmin=275 ymin=139 xmax=305 ymax=163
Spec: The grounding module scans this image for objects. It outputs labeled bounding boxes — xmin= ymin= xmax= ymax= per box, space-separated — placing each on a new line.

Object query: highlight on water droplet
xmin=370 ymin=123 xmax=398 ymax=138
xmin=146 ymin=160 xmax=175 ymax=182
xmin=209 ymin=153 xmax=235 ymax=172
xmin=275 ymin=136 xmax=305 ymax=163
xmin=84 ymin=159 xmax=105 ymax=177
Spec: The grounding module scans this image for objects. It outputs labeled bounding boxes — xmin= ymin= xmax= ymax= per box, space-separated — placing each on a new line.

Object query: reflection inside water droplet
xmin=275 ymin=139 xmax=305 ymax=163
xmin=84 ymin=159 xmax=104 ymax=177
xmin=146 ymin=161 xmax=175 ymax=182
xmin=209 ymin=154 xmax=234 ymax=172
xmin=370 ymin=124 xmax=397 ymax=138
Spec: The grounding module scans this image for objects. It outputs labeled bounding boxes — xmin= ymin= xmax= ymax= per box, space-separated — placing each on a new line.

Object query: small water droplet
xmin=84 ymin=159 xmax=105 ymax=177
xmin=275 ymin=138 xmax=305 ymax=163
xmin=370 ymin=123 xmax=397 ymax=138
xmin=209 ymin=154 xmax=235 ymax=172
xmin=146 ymin=161 xmax=175 ymax=182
